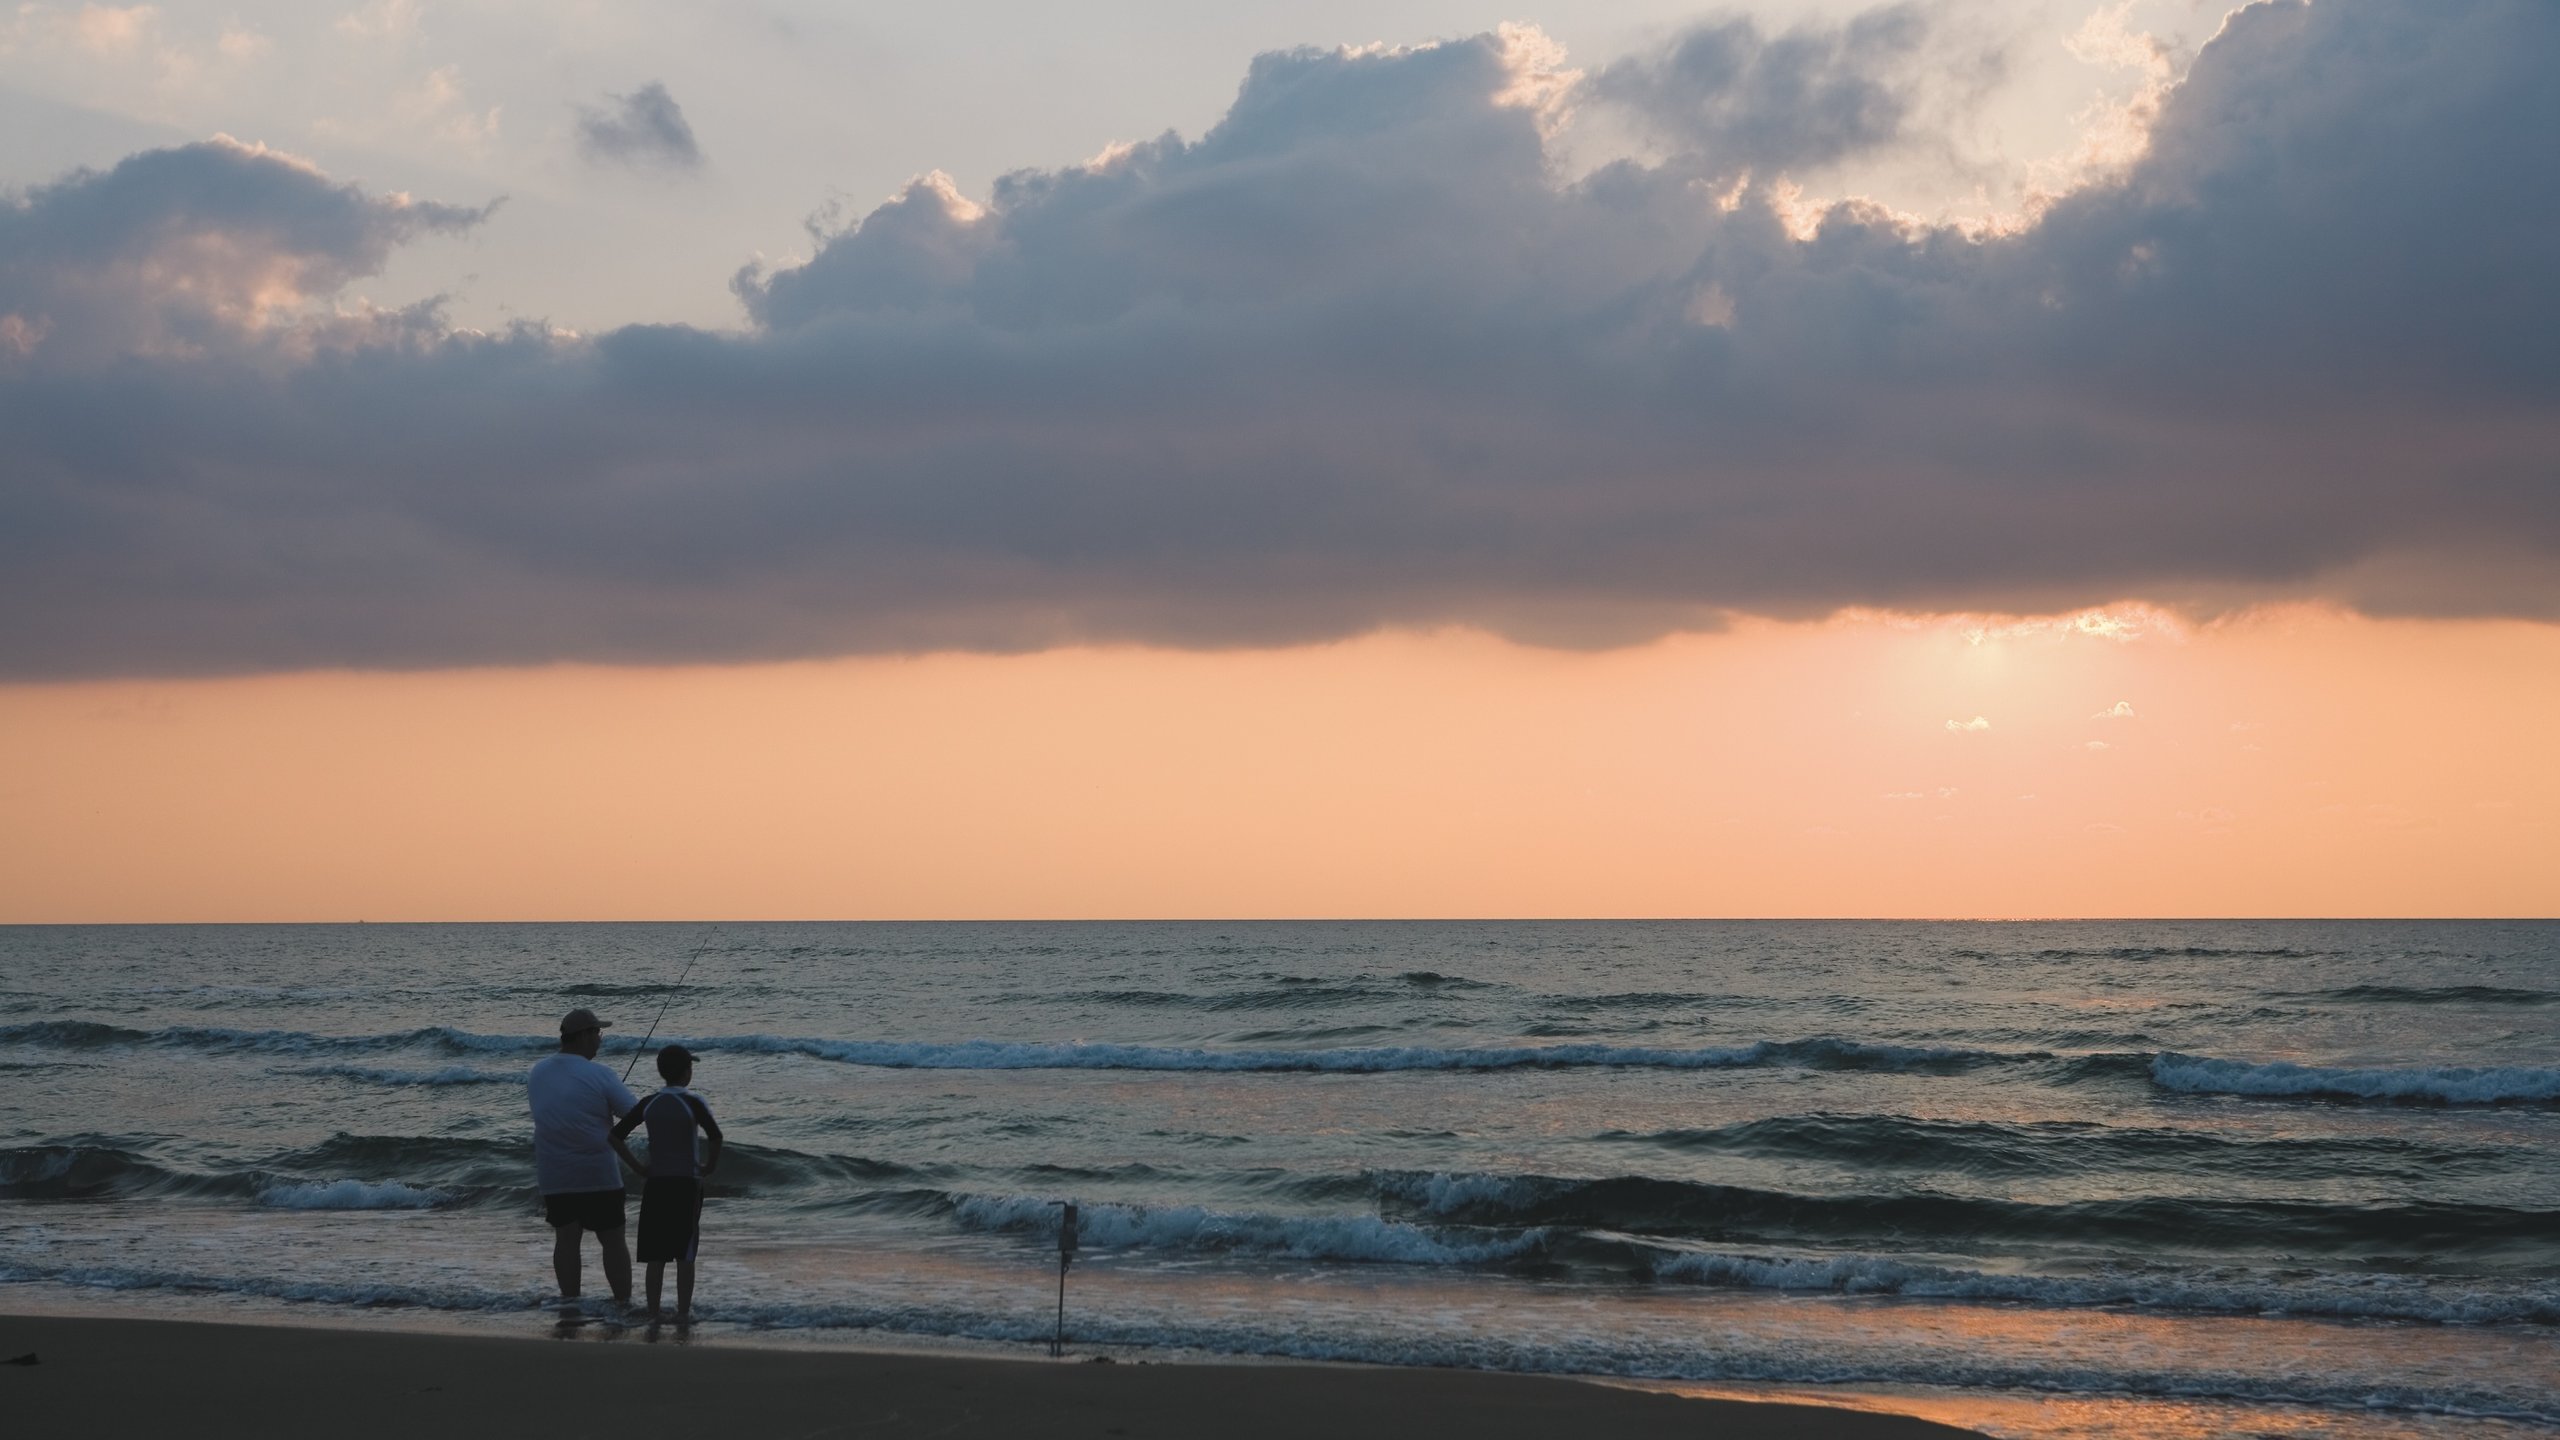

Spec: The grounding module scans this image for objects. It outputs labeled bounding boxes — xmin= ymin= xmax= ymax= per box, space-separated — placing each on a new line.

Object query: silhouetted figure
xmin=527 ymin=1007 xmax=638 ymax=1311
xmin=613 ymin=1043 xmax=724 ymax=1324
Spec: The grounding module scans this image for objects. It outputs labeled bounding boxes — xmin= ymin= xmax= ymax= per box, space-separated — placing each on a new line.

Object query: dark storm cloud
xmin=2 ymin=0 xmax=2556 ymax=678
xmin=575 ymin=83 xmax=704 ymax=169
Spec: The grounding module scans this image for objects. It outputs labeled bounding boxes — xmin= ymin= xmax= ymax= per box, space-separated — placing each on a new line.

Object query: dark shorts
xmin=636 ymin=1177 xmax=703 ymax=1264
xmin=542 ymin=1188 xmax=627 ymax=1233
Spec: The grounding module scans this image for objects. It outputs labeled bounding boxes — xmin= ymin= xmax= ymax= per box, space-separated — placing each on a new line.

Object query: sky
xmin=1 ymin=0 xmax=2553 ymax=920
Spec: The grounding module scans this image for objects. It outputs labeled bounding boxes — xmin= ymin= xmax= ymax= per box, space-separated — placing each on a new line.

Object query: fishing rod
xmin=623 ymin=927 xmax=721 ymax=1082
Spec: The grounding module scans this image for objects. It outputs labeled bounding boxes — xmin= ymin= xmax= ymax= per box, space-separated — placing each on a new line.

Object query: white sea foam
xmin=257 ymin=1179 xmax=446 ymax=1210
xmin=2151 ymin=1052 xmax=2560 ymax=1104
xmin=949 ymin=1193 xmax=1547 ymax=1265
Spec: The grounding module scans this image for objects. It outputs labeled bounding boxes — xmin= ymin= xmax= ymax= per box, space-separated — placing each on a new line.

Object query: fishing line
xmin=623 ymin=927 xmax=721 ymax=1082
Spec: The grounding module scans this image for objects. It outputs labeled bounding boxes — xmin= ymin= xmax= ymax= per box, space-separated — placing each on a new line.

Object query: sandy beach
xmin=0 ymin=1310 xmax=1982 ymax=1440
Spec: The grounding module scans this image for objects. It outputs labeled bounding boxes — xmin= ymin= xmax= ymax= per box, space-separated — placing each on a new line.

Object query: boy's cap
xmin=558 ymin=1007 xmax=610 ymax=1035
xmin=658 ymin=1044 xmax=695 ymax=1065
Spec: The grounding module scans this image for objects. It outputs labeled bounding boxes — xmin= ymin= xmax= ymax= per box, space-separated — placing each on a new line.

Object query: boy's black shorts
xmin=636 ymin=1177 xmax=703 ymax=1263
xmin=542 ymin=1188 xmax=626 ymax=1233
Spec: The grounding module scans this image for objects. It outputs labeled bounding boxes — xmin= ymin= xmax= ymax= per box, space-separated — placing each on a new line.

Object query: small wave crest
xmin=1058 ymin=974 xmax=1493 ymax=1011
xmin=1955 ymin=946 xmax=2321 ymax=962
xmin=285 ymin=1064 xmax=520 ymax=1087
xmin=2275 ymin=984 xmax=2560 ymax=1007
xmin=1 ymin=1138 xmax=506 ymax=1206
xmin=1 ymin=1133 xmax=927 ymax=1208
xmin=2152 ymin=1051 xmax=2560 ymax=1105
xmin=0 ymin=1020 xmax=2025 ymax=1078
xmin=0 ymin=1020 xmax=546 ymax=1059
xmin=707 ymin=1033 xmax=2028 ymax=1075
xmin=1594 ymin=1113 xmax=2504 ymax=1180
xmin=1395 ymin=971 xmax=1494 ymax=989
xmin=1370 ymin=1167 xmax=2557 ymax=1256
xmin=1 ymin=1142 xmax=180 ymax=1200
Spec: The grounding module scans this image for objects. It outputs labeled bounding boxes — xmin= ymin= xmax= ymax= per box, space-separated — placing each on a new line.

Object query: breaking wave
xmin=258 ymin=1179 xmax=447 ymax=1210
xmin=2151 ymin=1052 xmax=2560 ymax=1105
xmin=951 ymin=1193 xmax=1546 ymax=1266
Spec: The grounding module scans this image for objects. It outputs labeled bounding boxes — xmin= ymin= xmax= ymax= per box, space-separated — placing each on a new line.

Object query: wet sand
xmin=0 ymin=1310 xmax=1983 ymax=1439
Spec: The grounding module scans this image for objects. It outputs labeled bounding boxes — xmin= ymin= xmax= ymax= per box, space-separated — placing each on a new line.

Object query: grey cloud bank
xmin=2 ymin=0 xmax=2555 ymax=679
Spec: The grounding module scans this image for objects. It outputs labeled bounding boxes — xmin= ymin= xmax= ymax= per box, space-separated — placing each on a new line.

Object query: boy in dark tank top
xmin=611 ymin=1044 xmax=725 ymax=1324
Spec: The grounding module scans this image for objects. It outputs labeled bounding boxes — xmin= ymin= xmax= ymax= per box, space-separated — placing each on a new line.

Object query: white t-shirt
xmin=527 ymin=1052 xmax=639 ymax=1195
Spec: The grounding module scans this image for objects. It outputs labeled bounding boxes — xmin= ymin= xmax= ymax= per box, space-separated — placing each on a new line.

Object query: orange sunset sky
xmin=7 ymin=606 xmax=2553 ymax=921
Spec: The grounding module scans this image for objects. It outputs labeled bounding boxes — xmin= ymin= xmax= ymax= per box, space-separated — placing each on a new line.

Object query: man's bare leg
xmin=551 ymin=1225 xmax=582 ymax=1299
xmin=601 ymin=1229 xmax=633 ymax=1306
xmin=675 ymin=1257 xmax=695 ymax=1323
xmin=645 ymin=1260 xmax=666 ymax=1321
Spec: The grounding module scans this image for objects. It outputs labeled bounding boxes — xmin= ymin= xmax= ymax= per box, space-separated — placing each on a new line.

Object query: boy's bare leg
xmin=601 ymin=1229 xmax=633 ymax=1306
xmin=551 ymin=1225 xmax=582 ymax=1299
xmin=645 ymin=1261 xmax=666 ymax=1320
xmin=675 ymin=1257 xmax=695 ymax=1322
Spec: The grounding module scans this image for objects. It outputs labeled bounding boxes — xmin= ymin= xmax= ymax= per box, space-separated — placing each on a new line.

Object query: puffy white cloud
xmin=2092 ymin=700 xmax=2135 ymax=719
xmin=1946 ymin=717 xmax=1991 ymax=733
xmin=2 ymin=0 xmax=2557 ymax=677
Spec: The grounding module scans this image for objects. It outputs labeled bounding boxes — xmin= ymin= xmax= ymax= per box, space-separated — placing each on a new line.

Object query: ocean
xmin=3 ymin=920 xmax=2555 ymax=1438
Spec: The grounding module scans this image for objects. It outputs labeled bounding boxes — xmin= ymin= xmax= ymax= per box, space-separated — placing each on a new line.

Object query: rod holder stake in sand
xmin=1052 ymin=1201 xmax=1079 ymax=1357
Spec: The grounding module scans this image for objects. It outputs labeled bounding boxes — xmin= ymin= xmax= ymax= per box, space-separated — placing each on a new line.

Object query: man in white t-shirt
xmin=527 ymin=1007 xmax=639 ymax=1308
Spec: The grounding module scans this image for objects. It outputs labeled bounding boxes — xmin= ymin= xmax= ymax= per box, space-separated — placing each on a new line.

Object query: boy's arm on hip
xmin=696 ymin=1100 xmax=724 ymax=1174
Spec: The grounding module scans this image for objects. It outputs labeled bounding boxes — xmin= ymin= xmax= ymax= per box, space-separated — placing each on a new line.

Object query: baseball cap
xmin=558 ymin=1007 xmax=611 ymax=1036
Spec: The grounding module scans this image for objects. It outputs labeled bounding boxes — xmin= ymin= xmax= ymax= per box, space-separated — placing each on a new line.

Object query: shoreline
xmin=0 ymin=1302 xmax=1987 ymax=1439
